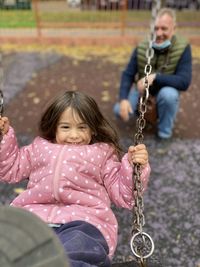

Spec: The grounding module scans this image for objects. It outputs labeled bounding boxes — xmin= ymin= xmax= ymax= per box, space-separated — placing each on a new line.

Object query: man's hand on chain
xmin=137 ymin=73 xmax=156 ymax=94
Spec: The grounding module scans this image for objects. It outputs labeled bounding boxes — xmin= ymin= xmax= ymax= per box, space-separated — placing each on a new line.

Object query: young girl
xmin=0 ymin=90 xmax=150 ymax=267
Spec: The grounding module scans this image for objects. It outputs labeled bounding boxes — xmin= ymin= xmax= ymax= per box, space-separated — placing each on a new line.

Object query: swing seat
xmin=0 ymin=206 xmax=164 ymax=267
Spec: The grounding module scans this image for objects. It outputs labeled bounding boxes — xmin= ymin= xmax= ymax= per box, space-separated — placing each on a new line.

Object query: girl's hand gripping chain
xmin=0 ymin=90 xmax=3 ymax=117
xmin=0 ymin=117 xmax=9 ymax=139
xmin=128 ymin=144 xmax=149 ymax=167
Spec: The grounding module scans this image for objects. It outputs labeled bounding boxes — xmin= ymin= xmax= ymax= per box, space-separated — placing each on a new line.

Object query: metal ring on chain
xmin=130 ymin=232 xmax=155 ymax=259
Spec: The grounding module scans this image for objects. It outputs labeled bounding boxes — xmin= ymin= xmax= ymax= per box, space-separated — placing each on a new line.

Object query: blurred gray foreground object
xmin=0 ymin=206 xmax=69 ymax=267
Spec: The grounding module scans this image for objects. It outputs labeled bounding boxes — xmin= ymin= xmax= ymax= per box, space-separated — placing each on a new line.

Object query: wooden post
xmin=32 ymin=0 xmax=42 ymax=38
xmin=120 ymin=0 xmax=127 ymax=36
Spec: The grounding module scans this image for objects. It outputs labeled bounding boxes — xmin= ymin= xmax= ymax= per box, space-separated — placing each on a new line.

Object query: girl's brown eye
xmin=60 ymin=126 xmax=69 ymax=129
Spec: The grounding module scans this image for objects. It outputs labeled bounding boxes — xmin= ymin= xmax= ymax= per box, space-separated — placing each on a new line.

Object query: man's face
xmin=154 ymin=14 xmax=175 ymax=44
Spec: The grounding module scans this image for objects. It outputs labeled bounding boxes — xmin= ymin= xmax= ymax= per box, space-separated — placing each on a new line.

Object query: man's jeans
xmin=113 ymin=87 xmax=180 ymax=139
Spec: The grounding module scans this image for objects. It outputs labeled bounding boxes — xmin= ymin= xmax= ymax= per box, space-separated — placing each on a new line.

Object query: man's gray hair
xmin=157 ymin=8 xmax=176 ymax=25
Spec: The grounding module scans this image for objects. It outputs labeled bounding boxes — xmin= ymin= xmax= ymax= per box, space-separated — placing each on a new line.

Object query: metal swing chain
xmin=0 ymin=50 xmax=4 ymax=142
xmin=130 ymin=0 xmax=161 ymax=265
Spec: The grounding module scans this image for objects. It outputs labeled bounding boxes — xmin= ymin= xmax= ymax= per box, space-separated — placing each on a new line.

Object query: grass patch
xmin=0 ymin=11 xmax=36 ymax=28
xmin=0 ymin=9 xmax=199 ymax=28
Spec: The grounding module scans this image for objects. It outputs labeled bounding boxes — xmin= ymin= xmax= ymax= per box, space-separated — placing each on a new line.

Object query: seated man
xmin=114 ymin=8 xmax=192 ymax=140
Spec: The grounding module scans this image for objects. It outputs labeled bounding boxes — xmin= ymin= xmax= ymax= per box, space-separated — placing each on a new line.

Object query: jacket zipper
xmin=47 ymin=146 xmax=66 ymax=222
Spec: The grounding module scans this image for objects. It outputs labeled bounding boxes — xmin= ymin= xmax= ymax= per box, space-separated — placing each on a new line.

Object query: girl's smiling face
xmin=56 ymin=107 xmax=93 ymax=145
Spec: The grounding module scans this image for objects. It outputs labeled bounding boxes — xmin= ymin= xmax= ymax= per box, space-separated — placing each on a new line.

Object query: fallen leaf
xmin=14 ymin=188 xmax=25 ymax=194
xmin=33 ymin=97 xmax=40 ymax=104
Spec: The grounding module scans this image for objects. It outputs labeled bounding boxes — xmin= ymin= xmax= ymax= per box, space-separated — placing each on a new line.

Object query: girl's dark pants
xmin=53 ymin=220 xmax=111 ymax=267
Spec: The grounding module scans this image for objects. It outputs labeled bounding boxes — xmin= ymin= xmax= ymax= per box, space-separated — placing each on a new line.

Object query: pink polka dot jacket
xmin=0 ymin=127 xmax=150 ymax=257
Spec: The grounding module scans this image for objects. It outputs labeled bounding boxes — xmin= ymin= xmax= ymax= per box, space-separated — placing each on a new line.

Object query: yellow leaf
xmin=14 ymin=188 xmax=25 ymax=194
xmin=33 ymin=97 xmax=40 ymax=104
xmin=102 ymin=81 xmax=110 ymax=87
xmin=101 ymin=90 xmax=110 ymax=102
xmin=27 ymin=92 xmax=36 ymax=98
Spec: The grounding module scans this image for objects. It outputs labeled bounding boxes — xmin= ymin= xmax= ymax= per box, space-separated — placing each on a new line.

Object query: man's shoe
xmin=155 ymin=134 xmax=172 ymax=144
xmin=155 ymin=135 xmax=172 ymax=154
xmin=0 ymin=206 xmax=69 ymax=267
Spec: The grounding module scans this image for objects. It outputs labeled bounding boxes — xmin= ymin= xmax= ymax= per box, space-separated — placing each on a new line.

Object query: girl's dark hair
xmin=39 ymin=90 xmax=122 ymax=157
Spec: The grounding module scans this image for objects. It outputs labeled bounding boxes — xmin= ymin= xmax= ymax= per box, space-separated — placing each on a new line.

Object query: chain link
xmin=131 ymin=0 xmax=161 ymax=262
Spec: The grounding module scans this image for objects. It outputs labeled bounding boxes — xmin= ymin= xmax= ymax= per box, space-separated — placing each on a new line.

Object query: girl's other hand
xmin=0 ymin=116 xmax=10 ymax=136
xmin=128 ymin=144 xmax=148 ymax=166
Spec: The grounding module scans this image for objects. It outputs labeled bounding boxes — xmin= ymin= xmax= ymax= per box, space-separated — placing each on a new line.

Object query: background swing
xmin=0 ymin=1 xmax=163 ymax=266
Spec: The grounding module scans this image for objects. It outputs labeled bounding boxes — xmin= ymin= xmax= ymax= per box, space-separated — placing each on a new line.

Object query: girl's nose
xmin=69 ymin=129 xmax=79 ymax=139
